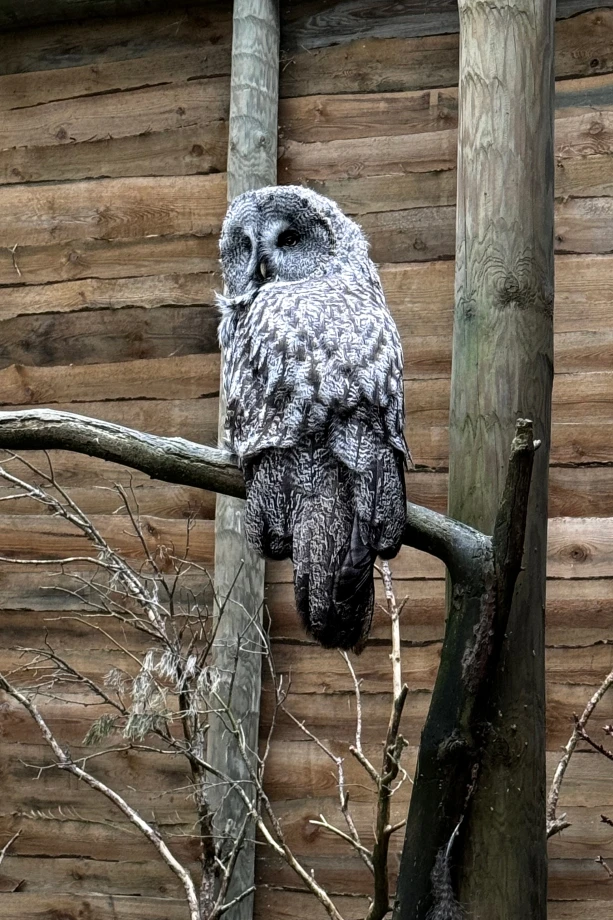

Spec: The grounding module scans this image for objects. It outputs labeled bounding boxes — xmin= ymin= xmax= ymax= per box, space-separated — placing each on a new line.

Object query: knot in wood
xmin=567 ymin=543 xmax=590 ymax=564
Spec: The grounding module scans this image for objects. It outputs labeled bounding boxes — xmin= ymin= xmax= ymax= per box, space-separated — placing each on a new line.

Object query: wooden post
xmin=448 ymin=0 xmax=554 ymax=916
xmin=209 ymin=2 xmax=279 ymax=918
xmin=394 ymin=2 xmax=554 ymax=918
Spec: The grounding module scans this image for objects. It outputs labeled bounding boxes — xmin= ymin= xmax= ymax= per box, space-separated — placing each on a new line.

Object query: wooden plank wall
xmin=0 ymin=5 xmax=231 ymax=917
xmin=262 ymin=4 xmax=613 ymax=919
xmin=0 ymin=2 xmax=612 ymax=918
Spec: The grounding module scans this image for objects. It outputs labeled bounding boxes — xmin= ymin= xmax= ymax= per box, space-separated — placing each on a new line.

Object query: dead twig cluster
xmin=0 ymin=453 xmax=413 ymax=920
xmin=547 ymin=663 xmax=613 ymax=881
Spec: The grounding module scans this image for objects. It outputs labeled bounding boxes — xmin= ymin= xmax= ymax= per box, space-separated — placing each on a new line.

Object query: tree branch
xmin=0 ymin=674 xmax=202 ymax=920
xmin=0 ymin=409 xmax=487 ymax=572
xmin=394 ymin=419 xmax=538 ymax=919
xmin=0 ymin=409 xmax=244 ymax=499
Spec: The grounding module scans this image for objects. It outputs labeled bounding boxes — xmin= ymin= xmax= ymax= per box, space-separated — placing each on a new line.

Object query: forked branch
xmin=393 ymin=418 xmax=538 ymax=920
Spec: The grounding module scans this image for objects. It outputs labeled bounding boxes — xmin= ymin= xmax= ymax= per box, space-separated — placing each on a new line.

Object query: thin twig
xmin=547 ymin=666 xmax=613 ymax=837
xmin=0 ymin=831 xmax=20 ymax=868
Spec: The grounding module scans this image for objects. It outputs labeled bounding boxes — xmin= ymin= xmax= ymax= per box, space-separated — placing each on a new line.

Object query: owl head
xmin=219 ymin=184 xmax=369 ymax=297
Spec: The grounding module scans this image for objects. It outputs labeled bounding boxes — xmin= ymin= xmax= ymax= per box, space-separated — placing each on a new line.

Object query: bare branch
xmin=0 ymin=831 xmax=20 ymax=868
xmin=0 ymin=673 xmax=201 ymax=920
xmin=547 ymin=666 xmax=613 ymax=837
xmin=0 ymin=408 xmax=489 ymax=571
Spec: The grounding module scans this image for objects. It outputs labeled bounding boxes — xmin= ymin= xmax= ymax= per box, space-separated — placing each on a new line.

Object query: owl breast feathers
xmin=218 ymin=185 xmax=409 ymax=652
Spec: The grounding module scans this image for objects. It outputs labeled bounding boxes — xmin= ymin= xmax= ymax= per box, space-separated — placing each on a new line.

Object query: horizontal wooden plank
xmin=1 ymin=565 xmax=611 ymax=645
xmin=412 ymin=419 xmax=613 ymax=470
xmin=0 ymin=812 xmax=197 ymax=863
xmin=0 ymin=174 xmax=226 ymax=249
xmin=404 ymin=371 xmax=613 ymax=428
xmin=282 ymin=1 xmax=613 ymax=49
xmin=281 ymin=10 xmax=613 ymax=97
xmin=0 ymin=271 xmax=218 ymax=321
xmin=257 ymin=675 xmax=613 ymax=750
xmin=0 ymin=893 xmax=188 ymax=919
xmin=256 ymin=887 xmax=368 ymax=920
xmin=549 ymin=857 xmax=613 ymax=901
xmin=380 ymin=254 xmax=613 ymax=338
xmin=407 ymin=467 xmax=613 ymax=518
xmin=0 ymin=856 xmax=186 ymax=897
xmin=0 ymin=233 xmax=221 ymax=286
xmin=362 ymin=206 xmax=455 ymax=263
xmin=278 ymin=73 xmax=613 ymax=146
xmin=0 ymin=396 xmax=219 ymax=442
xmin=0 ymin=78 xmax=229 ymax=154
xmin=268 ymin=576 xmax=613 ymax=643
xmin=549 ymin=904 xmax=613 ymax=919
xmin=0 ymin=123 xmax=229 ymax=185
xmin=0 ymin=513 xmax=214 ymax=565
xmin=280 ymin=34 xmax=460 ymax=98
xmin=253 ymin=198 xmax=613 ymax=263
xmin=0 ymin=481 xmax=216 ymax=519
xmin=0 ymin=305 xmax=219 ymax=369
xmin=0 ymin=257 xmax=610 ymax=381
xmin=4 ymin=365 xmax=612 ymax=453
xmin=282 ymin=84 xmax=613 ymax=183
xmin=399 ymin=327 xmax=613 ymax=379
xmin=557 ymin=195 xmax=613 ymax=253
xmin=279 ymin=130 xmax=457 ymax=181
xmin=0 ymin=744 xmax=193 ymax=809
xmin=0 ymin=7 xmax=231 ymax=75
xmin=0 ymin=353 xmax=219 ymax=405
xmin=0 ymin=44 xmax=231 ymax=112
xmin=255 ymin=854 xmax=613 ymax=903
xmin=279 ymin=88 xmax=458 ymax=144
xmin=300 ymin=146 xmax=613 ymax=213
xmin=0 ymin=0 xmax=598 ymax=39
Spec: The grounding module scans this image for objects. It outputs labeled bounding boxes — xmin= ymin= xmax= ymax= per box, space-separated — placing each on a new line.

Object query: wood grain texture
xmin=278 ymin=70 xmax=613 ymax=147
xmin=0 ymin=234 xmax=221 ymax=286
xmin=0 ymin=305 xmax=219 ymax=369
xmin=437 ymin=3 xmax=553 ymax=919
xmin=0 ymin=45 xmax=231 ymax=111
xmin=281 ymin=0 xmax=613 ymax=49
xmin=281 ymin=9 xmax=613 ymax=97
xmin=0 ymin=2 xmax=612 ymax=917
xmin=0 ymin=272 xmax=218 ymax=321
xmin=0 ymin=79 xmax=230 ymax=153
xmin=0 ymin=174 xmax=227 ymax=248
xmin=0 ymin=7 xmax=231 ymax=74
xmin=210 ymin=4 xmax=279 ymax=919
xmin=0 ymin=893 xmax=188 ymax=919
xmin=0 ymin=123 xmax=229 ymax=186
xmin=0 ymin=0 xmax=603 ymax=38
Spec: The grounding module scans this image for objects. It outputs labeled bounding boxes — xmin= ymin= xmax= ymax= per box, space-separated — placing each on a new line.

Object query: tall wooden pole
xmin=449 ymin=0 xmax=554 ymax=916
xmin=210 ymin=2 xmax=279 ymax=918
xmin=394 ymin=1 xmax=554 ymax=918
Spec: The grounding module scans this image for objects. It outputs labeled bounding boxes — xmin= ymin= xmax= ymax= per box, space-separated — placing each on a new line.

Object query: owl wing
xmin=223 ymin=267 xmax=408 ymax=471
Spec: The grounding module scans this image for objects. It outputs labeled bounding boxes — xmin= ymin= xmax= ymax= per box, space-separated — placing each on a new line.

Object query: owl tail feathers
xmin=294 ymin=513 xmax=377 ymax=654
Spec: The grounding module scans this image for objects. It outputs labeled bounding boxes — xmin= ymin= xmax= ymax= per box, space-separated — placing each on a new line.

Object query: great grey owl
xmin=218 ymin=185 xmax=409 ymax=651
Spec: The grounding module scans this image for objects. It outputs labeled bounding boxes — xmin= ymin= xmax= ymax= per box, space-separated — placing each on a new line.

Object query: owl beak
xmin=258 ymin=259 xmax=270 ymax=280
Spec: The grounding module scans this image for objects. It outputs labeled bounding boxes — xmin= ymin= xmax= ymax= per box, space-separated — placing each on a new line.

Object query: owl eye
xmin=277 ymin=229 xmax=300 ymax=248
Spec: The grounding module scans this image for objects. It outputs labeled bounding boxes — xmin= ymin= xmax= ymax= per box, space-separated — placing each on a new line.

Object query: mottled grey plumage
xmin=218 ymin=185 xmax=409 ymax=651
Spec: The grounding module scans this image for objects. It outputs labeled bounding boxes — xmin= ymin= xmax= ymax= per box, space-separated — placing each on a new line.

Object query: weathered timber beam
xmin=211 ymin=3 xmax=279 ymax=918
xmin=0 ymin=0 xmax=598 ymax=37
xmin=0 ymin=407 xmax=488 ymax=573
xmin=0 ymin=0 xmax=169 ymax=31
